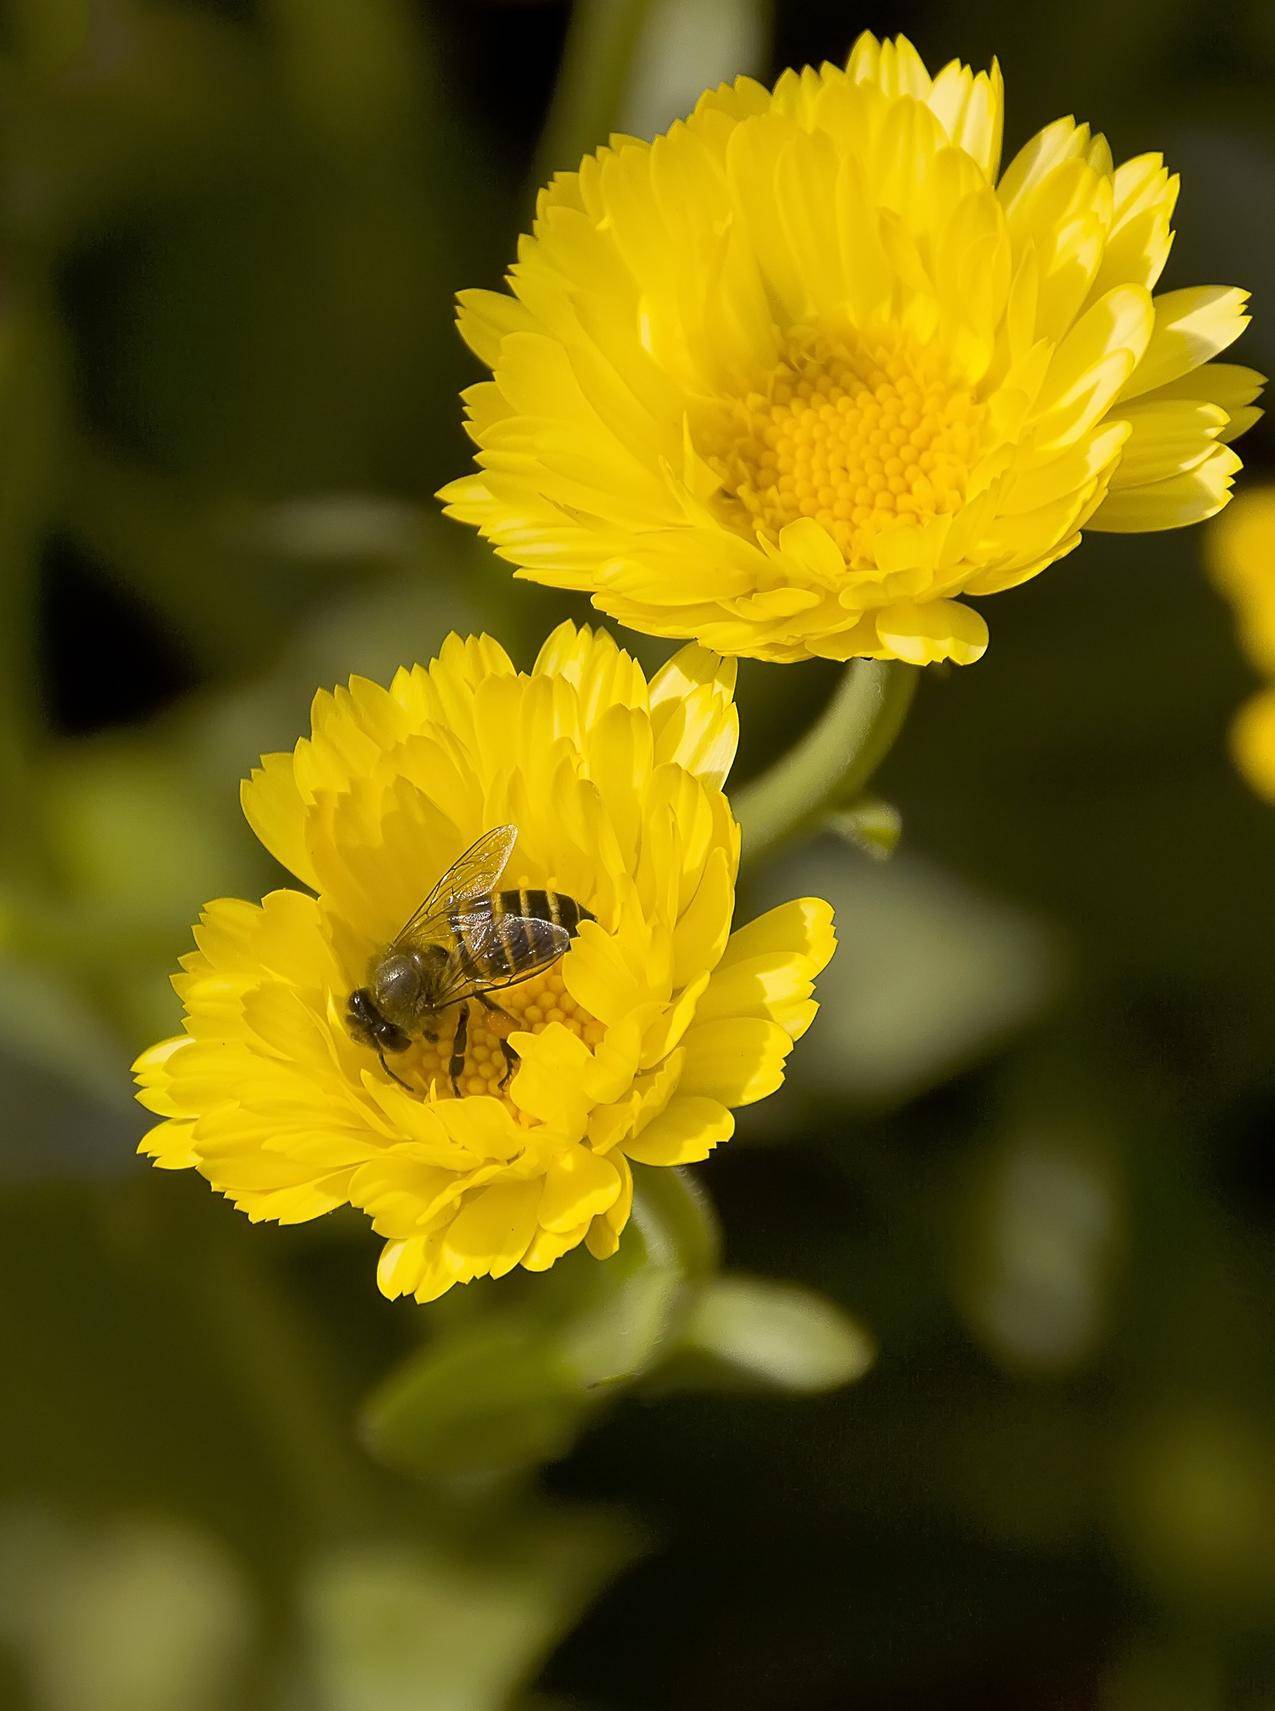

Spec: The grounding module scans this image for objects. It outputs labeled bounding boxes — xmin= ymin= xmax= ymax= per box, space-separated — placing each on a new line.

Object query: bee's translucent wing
xmin=432 ymin=911 xmax=572 ymax=1007
xmin=391 ymin=825 xmax=518 ymax=948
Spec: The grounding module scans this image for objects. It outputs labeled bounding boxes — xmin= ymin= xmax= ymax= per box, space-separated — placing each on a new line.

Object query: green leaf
xmin=359 ymin=1317 xmax=585 ymax=1480
xmin=0 ymin=1511 xmax=253 ymax=1711
xmin=746 ymin=845 xmax=1060 ymax=1113
xmin=556 ymin=1167 xmax=722 ymax=1391
xmin=300 ymin=1510 xmax=639 ymax=1711
xmin=360 ymin=1168 xmax=723 ymax=1479
xmin=677 ymin=1274 xmax=875 ymax=1394
xmin=950 ymin=1117 xmax=1122 ymax=1376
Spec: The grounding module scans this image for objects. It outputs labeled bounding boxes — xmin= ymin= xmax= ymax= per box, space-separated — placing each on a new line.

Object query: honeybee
xmin=345 ymin=824 xmax=594 ymax=1094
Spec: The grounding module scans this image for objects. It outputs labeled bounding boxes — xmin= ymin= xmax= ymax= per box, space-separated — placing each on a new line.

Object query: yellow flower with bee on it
xmin=133 ymin=624 xmax=836 ymax=1304
xmin=1208 ymin=489 xmax=1275 ymax=801
xmin=440 ymin=31 xmax=1261 ymax=668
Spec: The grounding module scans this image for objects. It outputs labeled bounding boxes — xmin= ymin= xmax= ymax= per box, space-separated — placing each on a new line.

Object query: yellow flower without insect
xmin=134 ymin=625 xmax=835 ymax=1303
xmin=1208 ymin=489 xmax=1275 ymax=801
xmin=441 ymin=32 xmax=1261 ymax=668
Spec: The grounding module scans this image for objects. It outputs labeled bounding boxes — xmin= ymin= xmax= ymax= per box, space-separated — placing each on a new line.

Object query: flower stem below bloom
xmin=735 ymin=660 xmax=918 ymax=869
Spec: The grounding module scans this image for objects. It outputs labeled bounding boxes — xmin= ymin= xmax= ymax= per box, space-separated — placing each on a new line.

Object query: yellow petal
xmin=697 ymin=898 xmax=836 ymax=1040
xmin=875 ymin=598 xmax=989 ymax=665
xmin=585 ymin=1153 xmax=634 ymax=1258
xmin=456 ymin=287 xmax=535 ymax=366
xmin=442 ymin=1180 xmax=541 ymax=1282
xmin=138 ymin=1118 xmax=200 ymax=1169
xmin=679 ymin=1016 xmax=793 ymax=1106
xmin=846 ymin=32 xmax=932 ymax=100
xmin=928 ymin=56 xmax=1004 ymax=180
xmin=377 ymin=1236 xmax=460 ymax=1304
xmin=624 ymin=1097 xmax=734 ymax=1166
xmin=1032 ymin=285 xmax=1154 ymax=448
xmin=509 ymin=1023 xmax=594 ymax=1135
xmin=649 ymin=645 xmax=739 ymax=787
xmin=1120 ymin=286 xmax=1251 ymax=401
xmin=1133 ymin=362 xmax=1264 ymax=444
xmin=671 ymin=847 xmax=735 ymax=989
xmin=1109 ymin=399 xmax=1227 ymax=489
xmin=538 ymin=1146 xmax=621 ymax=1232
xmin=585 ymin=1220 xmax=622 ymax=1261
xmin=563 ymin=918 xmax=651 ymax=1028
xmin=523 ymin=1222 xmax=590 ymax=1272
xmin=240 ymin=753 xmax=318 ymax=888
xmin=719 ymin=897 xmax=836 ymax=968
xmin=1091 ymin=444 xmax=1241 ymax=532
xmin=720 ymin=964 xmax=824 ymax=1037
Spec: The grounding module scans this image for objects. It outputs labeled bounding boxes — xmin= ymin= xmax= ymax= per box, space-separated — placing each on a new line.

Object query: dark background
xmin=1 ymin=2 xmax=1273 ymax=1706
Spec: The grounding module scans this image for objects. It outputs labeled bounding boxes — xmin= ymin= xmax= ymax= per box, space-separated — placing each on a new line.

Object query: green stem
xmin=629 ymin=1165 xmax=722 ymax=1281
xmin=734 ymin=660 xmax=918 ymax=869
xmin=531 ymin=0 xmax=655 ymax=196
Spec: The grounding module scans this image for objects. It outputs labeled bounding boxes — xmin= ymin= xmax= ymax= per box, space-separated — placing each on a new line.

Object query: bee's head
xmin=345 ymin=986 xmax=378 ymax=1045
xmin=346 ymin=985 xmax=410 ymax=1051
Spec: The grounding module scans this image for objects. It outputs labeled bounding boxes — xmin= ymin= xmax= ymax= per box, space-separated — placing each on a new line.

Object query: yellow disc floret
xmin=714 ymin=331 xmax=982 ymax=565
xmin=410 ymin=964 xmax=606 ymax=1103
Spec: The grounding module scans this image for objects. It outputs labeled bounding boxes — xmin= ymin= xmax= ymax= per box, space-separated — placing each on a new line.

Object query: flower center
xmin=711 ymin=329 xmax=984 ymax=565
xmin=390 ymin=876 xmax=605 ymax=1115
xmin=404 ymin=962 xmax=604 ymax=1102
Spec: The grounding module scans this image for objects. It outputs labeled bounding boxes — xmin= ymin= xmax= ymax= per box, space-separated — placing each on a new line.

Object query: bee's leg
xmin=448 ymin=1003 xmax=469 ymax=1096
xmin=498 ymin=1038 xmax=520 ymax=1091
xmin=470 ymin=989 xmax=518 ymax=1087
xmin=377 ymin=1046 xmax=414 ymax=1092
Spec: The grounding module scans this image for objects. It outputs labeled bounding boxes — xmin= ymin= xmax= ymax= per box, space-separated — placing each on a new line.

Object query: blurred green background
xmin=2 ymin=1 xmax=1274 ymax=1706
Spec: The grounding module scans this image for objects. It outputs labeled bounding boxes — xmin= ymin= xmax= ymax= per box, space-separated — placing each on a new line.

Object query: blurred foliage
xmin=1 ymin=0 xmax=1274 ymax=1707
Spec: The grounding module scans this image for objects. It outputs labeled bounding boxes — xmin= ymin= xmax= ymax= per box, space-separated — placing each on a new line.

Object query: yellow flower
xmin=440 ymin=32 xmax=1261 ymax=668
xmin=133 ymin=625 xmax=835 ymax=1303
xmin=1229 ymin=688 xmax=1275 ymax=802
xmin=1208 ymin=489 xmax=1275 ymax=801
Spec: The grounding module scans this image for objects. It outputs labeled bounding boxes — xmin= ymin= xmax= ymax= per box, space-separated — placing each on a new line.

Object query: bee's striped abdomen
xmin=448 ymin=889 xmax=594 ymax=983
xmin=448 ymin=910 xmax=492 ymax=978
xmin=499 ymin=887 xmax=593 ymax=936
xmin=494 ymin=887 xmax=594 ymax=967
